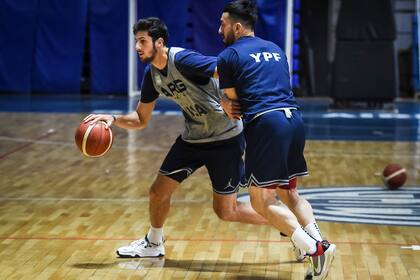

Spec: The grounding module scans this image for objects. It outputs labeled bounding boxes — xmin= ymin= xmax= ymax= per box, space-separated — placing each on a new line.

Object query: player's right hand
xmin=83 ymin=114 xmax=114 ymax=130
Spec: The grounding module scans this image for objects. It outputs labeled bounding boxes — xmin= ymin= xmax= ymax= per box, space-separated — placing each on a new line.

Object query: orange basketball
xmin=382 ymin=163 xmax=407 ymax=190
xmin=75 ymin=121 xmax=113 ymax=157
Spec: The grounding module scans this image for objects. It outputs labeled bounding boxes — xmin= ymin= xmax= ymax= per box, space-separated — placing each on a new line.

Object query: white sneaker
xmin=116 ymin=236 xmax=165 ymax=258
xmin=309 ymin=240 xmax=336 ymax=280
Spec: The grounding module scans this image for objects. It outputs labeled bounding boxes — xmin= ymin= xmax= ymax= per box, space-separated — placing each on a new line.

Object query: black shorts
xmin=159 ymin=133 xmax=245 ymax=194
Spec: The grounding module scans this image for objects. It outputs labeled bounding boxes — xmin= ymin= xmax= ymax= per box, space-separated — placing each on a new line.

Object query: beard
xmin=223 ymin=30 xmax=236 ymax=46
xmin=139 ymin=46 xmax=157 ymax=63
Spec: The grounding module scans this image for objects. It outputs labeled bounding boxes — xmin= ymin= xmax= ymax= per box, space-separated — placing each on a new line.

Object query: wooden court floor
xmin=0 ymin=112 xmax=419 ymax=280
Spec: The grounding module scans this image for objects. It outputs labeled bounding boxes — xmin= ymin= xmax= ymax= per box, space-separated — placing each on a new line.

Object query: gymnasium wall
xmin=0 ymin=0 xmax=287 ymax=95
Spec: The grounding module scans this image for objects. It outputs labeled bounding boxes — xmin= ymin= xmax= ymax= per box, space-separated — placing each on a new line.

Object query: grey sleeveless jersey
xmin=149 ymin=47 xmax=243 ymax=143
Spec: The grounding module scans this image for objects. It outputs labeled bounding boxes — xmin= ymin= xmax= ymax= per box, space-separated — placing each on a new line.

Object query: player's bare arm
xmin=83 ymin=100 xmax=156 ymax=130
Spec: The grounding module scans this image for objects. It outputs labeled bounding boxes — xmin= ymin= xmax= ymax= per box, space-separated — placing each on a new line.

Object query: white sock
xmin=291 ymin=227 xmax=317 ymax=255
xmin=304 ymin=222 xmax=323 ymax=241
xmin=147 ymin=225 xmax=163 ymax=245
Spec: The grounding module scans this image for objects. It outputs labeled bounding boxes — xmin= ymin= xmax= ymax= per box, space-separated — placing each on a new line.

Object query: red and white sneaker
xmin=308 ymin=240 xmax=336 ymax=279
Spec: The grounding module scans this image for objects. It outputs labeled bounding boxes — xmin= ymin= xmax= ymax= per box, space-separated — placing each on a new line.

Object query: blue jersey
xmin=217 ymin=36 xmax=298 ymax=124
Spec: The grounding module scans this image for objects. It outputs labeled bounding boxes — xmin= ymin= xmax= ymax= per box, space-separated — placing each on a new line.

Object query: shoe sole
xmin=116 ymin=251 xmax=165 ymax=258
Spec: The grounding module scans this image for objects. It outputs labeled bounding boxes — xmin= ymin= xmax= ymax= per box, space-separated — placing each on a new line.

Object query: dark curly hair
xmin=133 ymin=17 xmax=169 ymax=45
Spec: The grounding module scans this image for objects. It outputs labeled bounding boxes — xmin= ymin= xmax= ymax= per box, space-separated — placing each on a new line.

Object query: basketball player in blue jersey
xmin=84 ymin=17 xmax=275 ymax=258
xmin=216 ymin=1 xmax=336 ymax=279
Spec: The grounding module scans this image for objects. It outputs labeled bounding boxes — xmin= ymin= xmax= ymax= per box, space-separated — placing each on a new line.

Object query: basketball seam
xmin=82 ymin=125 xmax=95 ymax=157
xmin=384 ymin=169 xmax=406 ymax=181
xmin=96 ymin=125 xmax=113 ymax=157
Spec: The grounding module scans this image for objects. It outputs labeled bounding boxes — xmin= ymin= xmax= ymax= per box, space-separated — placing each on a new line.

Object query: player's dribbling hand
xmin=83 ymin=114 xmax=114 ymax=130
xmin=221 ymin=96 xmax=242 ymax=120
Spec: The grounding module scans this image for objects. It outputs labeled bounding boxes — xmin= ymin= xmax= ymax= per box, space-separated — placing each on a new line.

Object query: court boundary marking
xmin=0 ymin=235 xmax=417 ymax=247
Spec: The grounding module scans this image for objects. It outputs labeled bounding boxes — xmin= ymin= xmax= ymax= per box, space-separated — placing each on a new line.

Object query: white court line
xmin=0 ymin=197 xmax=209 ymax=203
xmin=1 ymin=136 xmax=418 ymax=158
xmin=401 ymin=245 xmax=420 ymax=251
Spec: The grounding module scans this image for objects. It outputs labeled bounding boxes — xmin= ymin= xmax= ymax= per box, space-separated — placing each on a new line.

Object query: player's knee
xmin=214 ymin=209 xmax=237 ymax=222
xmin=278 ymin=187 xmax=300 ymax=207
xmin=149 ymin=183 xmax=172 ymax=202
xmin=213 ymin=205 xmax=237 ymax=222
xmin=249 ymin=196 xmax=265 ymax=216
xmin=149 ymin=186 xmax=161 ymax=202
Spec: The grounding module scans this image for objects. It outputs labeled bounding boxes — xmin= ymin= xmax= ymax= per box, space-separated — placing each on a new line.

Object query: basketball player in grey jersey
xmin=84 ymin=17 xmax=274 ymax=258
xmin=149 ymin=46 xmax=241 ymax=144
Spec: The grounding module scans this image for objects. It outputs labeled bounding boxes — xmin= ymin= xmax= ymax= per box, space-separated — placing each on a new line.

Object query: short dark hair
xmin=133 ymin=17 xmax=169 ymax=45
xmin=223 ymin=0 xmax=258 ymax=30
